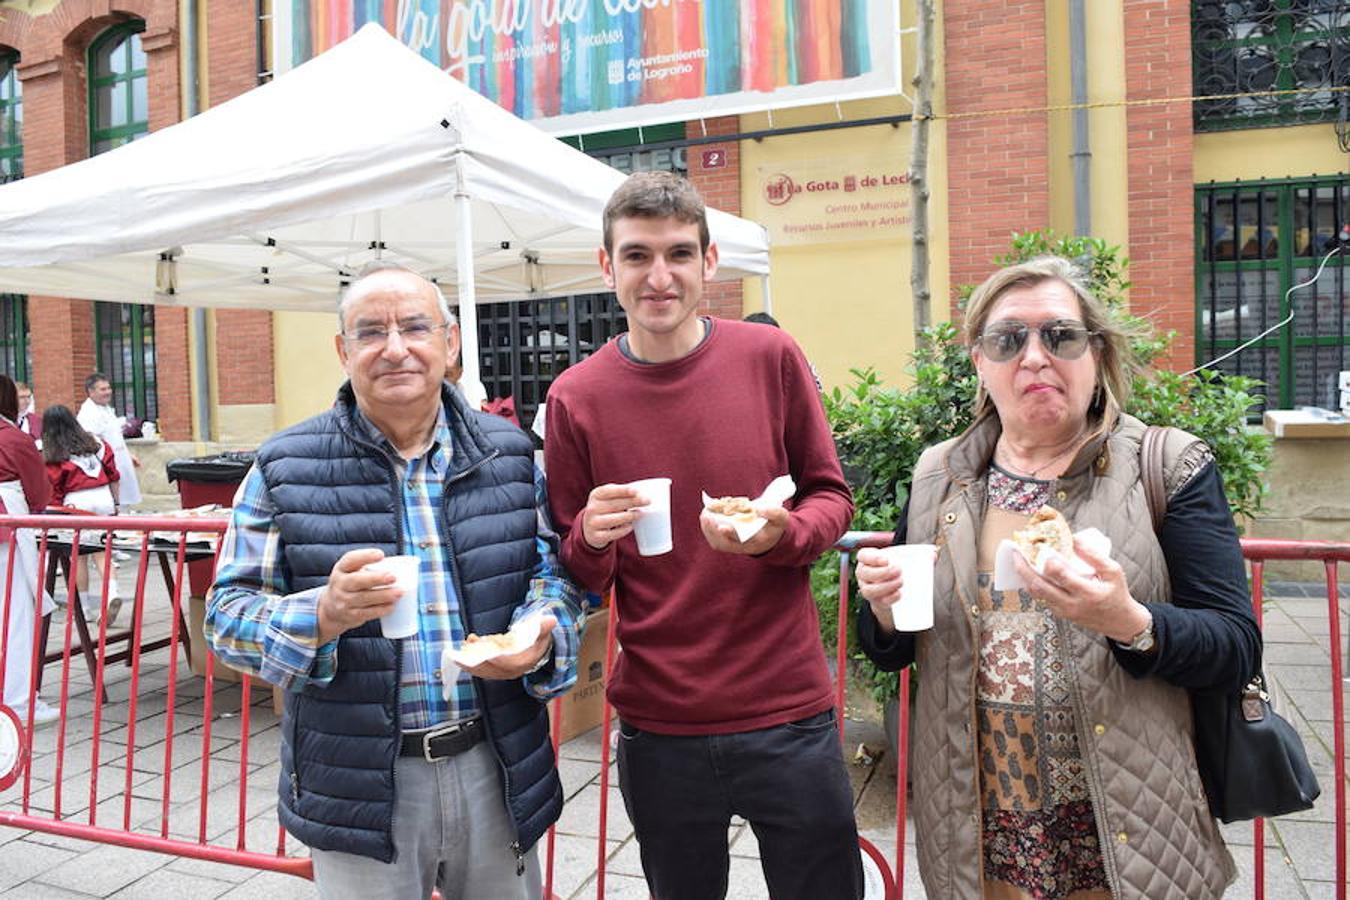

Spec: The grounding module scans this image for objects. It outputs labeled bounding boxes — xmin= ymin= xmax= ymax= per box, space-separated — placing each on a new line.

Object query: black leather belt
xmin=400 ymin=718 xmax=484 ymax=761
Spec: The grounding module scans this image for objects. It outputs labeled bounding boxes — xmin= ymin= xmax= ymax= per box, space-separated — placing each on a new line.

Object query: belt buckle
xmin=421 ymin=720 xmax=467 ymax=762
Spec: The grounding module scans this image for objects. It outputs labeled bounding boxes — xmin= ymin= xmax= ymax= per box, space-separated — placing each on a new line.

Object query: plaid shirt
xmin=205 ymin=406 xmax=584 ymax=730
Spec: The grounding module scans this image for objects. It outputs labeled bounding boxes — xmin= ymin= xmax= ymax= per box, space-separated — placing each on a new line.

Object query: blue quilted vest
xmin=256 ymin=382 xmax=561 ymax=864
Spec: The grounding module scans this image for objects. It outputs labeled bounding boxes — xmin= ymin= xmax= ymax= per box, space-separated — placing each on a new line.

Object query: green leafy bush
xmin=818 ymin=231 xmax=1272 ymax=704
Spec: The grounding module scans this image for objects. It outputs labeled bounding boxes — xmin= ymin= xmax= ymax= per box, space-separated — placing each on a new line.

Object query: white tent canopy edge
xmin=0 ymin=24 xmax=771 ymax=391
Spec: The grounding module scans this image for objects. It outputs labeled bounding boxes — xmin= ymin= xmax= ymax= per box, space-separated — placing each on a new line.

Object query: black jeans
xmin=616 ymin=709 xmax=864 ymax=900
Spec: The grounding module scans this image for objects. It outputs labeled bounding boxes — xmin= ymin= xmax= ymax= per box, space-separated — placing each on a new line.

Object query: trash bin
xmin=165 ymin=451 xmax=256 ymax=595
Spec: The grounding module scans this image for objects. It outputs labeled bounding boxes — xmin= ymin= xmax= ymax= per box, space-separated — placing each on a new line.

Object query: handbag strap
xmin=1140 ymin=425 xmax=1168 ymax=534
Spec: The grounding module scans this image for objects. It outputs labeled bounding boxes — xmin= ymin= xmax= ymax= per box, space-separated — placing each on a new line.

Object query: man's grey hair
xmin=337 ymin=261 xmax=457 ymax=331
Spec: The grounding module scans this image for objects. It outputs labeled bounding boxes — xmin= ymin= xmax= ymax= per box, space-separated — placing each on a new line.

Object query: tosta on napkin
xmin=701 ymin=475 xmax=797 ymax=542
xmin=440 ymin=613 xmax=549 ymax=698
xmin=992 ymin=527 xmax=1112 ymax=592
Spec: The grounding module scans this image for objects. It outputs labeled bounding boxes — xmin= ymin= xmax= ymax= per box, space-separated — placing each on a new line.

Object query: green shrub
xmin=818 ymin=231 xmax=1272 ymax=705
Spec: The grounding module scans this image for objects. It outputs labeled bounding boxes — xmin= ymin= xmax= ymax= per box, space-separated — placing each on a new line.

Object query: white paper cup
xmin=879 ymin=544 xmax=938 ymax=632
xmin=365 ymin=554 xmax=421 ymax=639
xmin=628 ymin=477 xmax=673 ymax=557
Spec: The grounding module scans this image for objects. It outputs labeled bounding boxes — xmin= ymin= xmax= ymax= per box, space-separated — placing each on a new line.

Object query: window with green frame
xmin=1196 ymin=176 xmax=1348 ymax=412
xmin=0 ymin=50 xmax=20 ymax=179
xmin=89 ymin=22 xmax=148 ymax=154
xmin=89 ymin=22 xmax=156 ymax=421
xmin=0 ymin=294 xmax=31 ymax=384
xmin=94 ymin=301 xmax=157 ymax=423
xmin=1191 ymin=0 xmax=1349 ymax=131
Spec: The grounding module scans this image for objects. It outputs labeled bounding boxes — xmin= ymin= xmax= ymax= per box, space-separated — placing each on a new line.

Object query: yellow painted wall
xmin=1045 ymin=0 xmax=1129 ymax=255
xmin=273 ymin=310 xmax=345 ymax=429
xmin=1195 ymin=125 xmax=1348 ymax=183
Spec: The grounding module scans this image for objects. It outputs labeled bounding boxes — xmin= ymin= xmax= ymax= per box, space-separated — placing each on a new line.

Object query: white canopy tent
xmin=0 ymin=24 xmax=771 ymax=389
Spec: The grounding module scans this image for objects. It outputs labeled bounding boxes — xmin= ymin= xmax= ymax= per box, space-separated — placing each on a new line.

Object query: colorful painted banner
xmin=273 ymin=0 xmax=899 ymax=134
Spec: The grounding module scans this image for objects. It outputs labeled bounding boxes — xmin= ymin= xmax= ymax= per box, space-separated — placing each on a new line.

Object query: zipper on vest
xmin=439 ymin=448 xmax=527 ymax=863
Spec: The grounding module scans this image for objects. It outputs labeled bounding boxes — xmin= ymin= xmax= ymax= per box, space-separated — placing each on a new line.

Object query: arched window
xmin=89 ymin=22 xmax=155 ymax=421
xmin=0 ymin=50 xmax=19 ymax=179
xmin=89 ymin=22 xmax=148 ymax=154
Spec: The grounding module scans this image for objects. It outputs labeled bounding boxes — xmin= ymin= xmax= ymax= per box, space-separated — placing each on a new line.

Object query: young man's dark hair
xmin=602 ymin=171 xmax=710 ymax=255
xmin=742 ymin=311 xmax=780 ymax=327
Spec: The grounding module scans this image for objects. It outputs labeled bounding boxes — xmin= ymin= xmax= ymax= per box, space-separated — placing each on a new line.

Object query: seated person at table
xmin=41 ymin=405 xmax=121 ymax=626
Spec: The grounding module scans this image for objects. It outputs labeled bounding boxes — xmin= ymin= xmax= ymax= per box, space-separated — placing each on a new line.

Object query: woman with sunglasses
xmin=855 ymin=256 xmax=1259 ymax=899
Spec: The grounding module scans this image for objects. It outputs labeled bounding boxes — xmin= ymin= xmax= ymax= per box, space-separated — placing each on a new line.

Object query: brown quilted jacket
xmin=905 ymin=413 xmax=1236 ymax=899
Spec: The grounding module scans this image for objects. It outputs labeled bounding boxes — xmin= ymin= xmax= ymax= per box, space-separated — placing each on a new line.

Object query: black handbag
xmin=1190 ymin=676 xmax=1321 ymax=823
xmin=1141 ymin=426 xmax=1321 ymax=823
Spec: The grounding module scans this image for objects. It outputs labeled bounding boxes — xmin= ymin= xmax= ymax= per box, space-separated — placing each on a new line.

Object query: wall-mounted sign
xmin=701 ymin=148 xmax=728 ymax=169
xmin=755 ymin=158 xmax=911 ymax=245
xmin=274 ymin=0 xmax=900 ymax=136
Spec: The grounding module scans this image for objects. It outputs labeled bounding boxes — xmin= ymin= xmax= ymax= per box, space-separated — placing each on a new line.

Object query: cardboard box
xmin=187 ymin=594 xmax=245 ymax=683
xmin=1263 ymin=409 xmax=1350 ymax=439
xmin=188 ymin=595 xmax=284 ymax=713
xmin=549 ymin=607 xmax=610 ymax=744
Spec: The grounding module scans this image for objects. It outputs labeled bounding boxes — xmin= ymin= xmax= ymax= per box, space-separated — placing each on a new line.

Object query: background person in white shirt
xmin=77 ymin=373 xmax=141 ymax=509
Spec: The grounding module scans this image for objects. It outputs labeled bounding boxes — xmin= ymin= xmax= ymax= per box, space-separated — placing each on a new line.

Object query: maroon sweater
xmin=545 ymin=319 xmax=853 ymax=734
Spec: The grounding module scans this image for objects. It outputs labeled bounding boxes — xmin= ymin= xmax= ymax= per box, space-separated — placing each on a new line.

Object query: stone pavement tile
xmin=0 ymin=884 xmax=99 ymax=898
xmin=1226 ymin=845 xmax=1316 ymax=900
xmin=1262 ymin=622 xmax=1318 ymax=644
xmin=1270 ymin=818 xmax=1340 ymax=882
xmin=207 ymin=727 xmax=281 ymax=766
xmin=604 ymin=836 xmax=644 ymax=876
xmin=1265 ymin=642 xmax=1330 ymax=666
xmin=568 ymin=871 xmax=649 ymax=900
xmin=557 ymin=756 xmax=601 ymax=800
xmin=215 ymin=870 xmax=315 ymax=900
xmin=0 ymin=837 xmax=80 ymax=893
xmin=725 ymin=856 xmax=771 ymax=899
xmin=30 ymin=841 xmax=167 ymax=896
xmin=559 ymin=726 xmax=607 ymax=764
xmin=1268 ymin=663 xmax=1342 ymax=692
xmin=1304 ymin=879 xmax=1350 ymax=900
xmin=1283 ymin=687 xmax=1342 ymax=722
xmin=162 ymin=857 xmax=256 ymax=885
xmin=553 ymin=784 xmax=632 ymax=843
xmin=105 ymin=866 xmax=234 ymax=900
xmin=541 ymin=832 xmax=620 ymax=899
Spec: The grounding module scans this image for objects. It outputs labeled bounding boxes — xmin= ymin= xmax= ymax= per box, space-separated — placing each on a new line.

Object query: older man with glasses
xmin=205 ymin=261 xmax=585 ymax=900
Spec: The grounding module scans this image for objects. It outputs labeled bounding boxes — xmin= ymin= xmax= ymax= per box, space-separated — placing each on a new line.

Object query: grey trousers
xmin=310 ymin=742 xmax=542 ymax=900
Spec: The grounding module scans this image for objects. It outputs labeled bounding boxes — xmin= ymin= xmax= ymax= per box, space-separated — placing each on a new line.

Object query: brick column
xmin=206 ymin=4 xmax=275 ymax=411
xmin=943 ymin=0 xmax=1052 ymax=312
xmin=687 ymin=117 xmax=745 ymax=321
xmin=1123 ymin=0 xmax=1195 ymax=372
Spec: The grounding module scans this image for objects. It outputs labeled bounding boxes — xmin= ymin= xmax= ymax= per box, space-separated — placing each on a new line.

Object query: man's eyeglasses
xmin=343 ymin=321 xmax=448 ymax=349
xmin=975 ymin=319 xmax=1098 ymax=363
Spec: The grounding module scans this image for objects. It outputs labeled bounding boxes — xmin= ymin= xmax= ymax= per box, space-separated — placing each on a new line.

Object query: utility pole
xmin=908 ymin=0 xmax=936 ymax=343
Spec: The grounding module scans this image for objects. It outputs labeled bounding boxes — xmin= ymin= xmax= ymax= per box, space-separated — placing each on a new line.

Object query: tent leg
xmin=454 ymin=167 xmax=484 ymax=400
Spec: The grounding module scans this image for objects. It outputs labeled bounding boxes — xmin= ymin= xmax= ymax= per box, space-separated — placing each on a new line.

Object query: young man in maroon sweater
xmin=544 ymin=172 xmax=863 ymax=900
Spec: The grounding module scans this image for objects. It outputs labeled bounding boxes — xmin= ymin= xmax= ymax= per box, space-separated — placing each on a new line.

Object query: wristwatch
xmin=1120 ymin=612 xmax=1156 ymax=654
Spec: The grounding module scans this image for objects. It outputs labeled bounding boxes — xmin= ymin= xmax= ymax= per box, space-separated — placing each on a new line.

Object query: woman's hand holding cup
xmin=856 ymin=548 xmax=905 ymax=634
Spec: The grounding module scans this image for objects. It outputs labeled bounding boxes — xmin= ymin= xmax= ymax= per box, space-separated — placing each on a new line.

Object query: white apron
xmin=0 ymin=480 xmax=53 ymax=711
xmin=77 ymin=399 xmax=141 ymax=507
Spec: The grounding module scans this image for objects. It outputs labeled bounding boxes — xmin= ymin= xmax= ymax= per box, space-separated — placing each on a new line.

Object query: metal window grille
xmin=0 ymin=52 xmax=20 ymax=179
xmin=1192 ymin=0 xmax=1350 ymax=131
xmin=0 ymin=293 xmax=31 ymax=383
xmin=475 ymin=294 xmax=628 ymax=438
xmin=94 ymin=301 xmax=158 ymax=422
xmin=1196 ymin=176 xmax=1348 ymax=412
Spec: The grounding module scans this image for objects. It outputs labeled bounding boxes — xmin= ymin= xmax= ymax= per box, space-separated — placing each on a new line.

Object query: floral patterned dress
xmin=975 ymin=465 xmax=1110 ymax=900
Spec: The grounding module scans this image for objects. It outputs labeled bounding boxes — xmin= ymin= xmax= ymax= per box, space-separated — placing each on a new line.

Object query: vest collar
xmin=944 ymin=412 xmax=1116 ymax=488
xmin=333 ymin=380 xmax=502 ymax=477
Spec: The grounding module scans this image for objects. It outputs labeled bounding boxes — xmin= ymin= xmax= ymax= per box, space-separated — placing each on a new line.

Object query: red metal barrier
xmin=4 ymin=515 xmax=1345 ymax=900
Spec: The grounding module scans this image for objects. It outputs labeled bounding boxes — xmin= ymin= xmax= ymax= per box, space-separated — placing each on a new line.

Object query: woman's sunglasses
xmin=975 ymin=319 xmax=1099 ymax=362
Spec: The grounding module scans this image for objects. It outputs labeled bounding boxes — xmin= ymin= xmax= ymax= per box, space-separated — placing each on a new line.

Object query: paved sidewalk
xmin=2 ymin=580 xmax=1346 ymax=898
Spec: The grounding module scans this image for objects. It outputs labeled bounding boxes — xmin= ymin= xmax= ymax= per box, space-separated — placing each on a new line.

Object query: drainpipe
xmin=184 ymin=0 xmax=213 ymax=441
xmin=1069 ymin=0 xmax=1091 ymax=237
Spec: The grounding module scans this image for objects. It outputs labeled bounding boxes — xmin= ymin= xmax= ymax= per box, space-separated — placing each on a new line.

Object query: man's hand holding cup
xmin=317 ymin=549 xmax=405 ymax=643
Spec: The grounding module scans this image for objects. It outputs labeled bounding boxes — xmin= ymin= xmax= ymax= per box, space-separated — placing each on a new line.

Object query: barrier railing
xmin=2 ymin=516 xmax=1345 ymax=899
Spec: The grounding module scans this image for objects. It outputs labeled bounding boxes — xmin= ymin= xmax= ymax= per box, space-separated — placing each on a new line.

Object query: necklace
xmin=996 ymin=432 xmax=1086 ymax=479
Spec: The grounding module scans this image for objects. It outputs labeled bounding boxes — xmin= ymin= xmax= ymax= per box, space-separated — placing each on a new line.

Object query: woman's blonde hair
xmin=964 ymin=255 xmax=1141 ymax=431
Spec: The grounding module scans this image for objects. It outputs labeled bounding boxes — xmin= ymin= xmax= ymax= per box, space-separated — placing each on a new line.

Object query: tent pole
xmin=760 ymin=275 xmax=773 ymax=317
xmin=453 ymin=154 xmax=484 ymax=396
